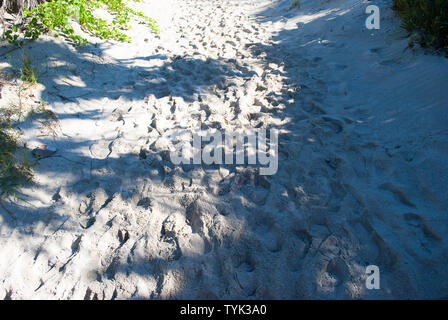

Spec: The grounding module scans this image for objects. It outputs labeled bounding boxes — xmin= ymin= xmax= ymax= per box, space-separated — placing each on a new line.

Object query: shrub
xmin=393 ymin=0 xmax=448 ymax=51
xmin=4 ymin=0 xmax=159 ymax=46
xmin=19 ymin=53 xmax=38 ymax=84
xmin=289 ymin=0 xmax=300 ymax=10
xmin=0 ymin=121 xmax=34 ymax=200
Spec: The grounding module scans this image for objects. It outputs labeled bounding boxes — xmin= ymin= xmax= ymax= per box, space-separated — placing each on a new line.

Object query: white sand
xmin=0 ymin=0 xmax=447 ymax=299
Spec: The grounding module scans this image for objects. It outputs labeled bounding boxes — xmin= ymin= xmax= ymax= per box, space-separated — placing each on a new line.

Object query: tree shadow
xmin=2 ymin=0 xmax=447 ymax=300
xmin=0 ymin=36 xmax=256 ymax=224
xmin=0 ymin=4 xmax=375 ymax=299
xmin=1 ymin=39 xmax=256 ymax=105
xmin=246 ymin=0 xmax=448 ymax=299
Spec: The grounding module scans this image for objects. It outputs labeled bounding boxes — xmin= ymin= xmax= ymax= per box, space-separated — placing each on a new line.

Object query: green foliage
xmin=0 ymin=62 xmax=39 ymax=200
xmin=5 ymin=25 xmax=21 ymax=45
xmin=0 ymin=121 xmax=34 ymax=200
xmin=393 ymin=0 xmax=448 ymax=51
xmin=5 ymin=0 xmax=159 ymax=46
xmin=289 ymin=0 xmax=300 ymax=10
xmin=19 ymin=53 xmax=38 ymax=84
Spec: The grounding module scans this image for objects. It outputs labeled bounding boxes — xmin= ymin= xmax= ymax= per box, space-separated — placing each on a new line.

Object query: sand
xmin=0 ymin=0 xmax=447 ymax=299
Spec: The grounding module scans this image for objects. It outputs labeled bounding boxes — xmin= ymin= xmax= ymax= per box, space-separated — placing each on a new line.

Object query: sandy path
xmin=0 ymin=0 xmax=447 ymax=299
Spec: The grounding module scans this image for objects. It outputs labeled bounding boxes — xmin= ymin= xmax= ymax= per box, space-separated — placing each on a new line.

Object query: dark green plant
xmin=0 ymin=121 xmax=34 ymax=200
xmin=393 ymin=0 xmax=448 ymax=51
xmin=19 ymin=53 xmax=38 ymax=84
xmin=289 ymin=0 xmax=300 ymax=10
